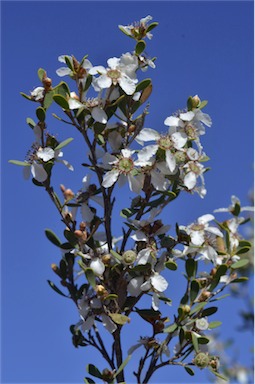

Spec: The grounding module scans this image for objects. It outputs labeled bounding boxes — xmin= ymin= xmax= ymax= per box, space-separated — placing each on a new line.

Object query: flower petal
xmin=151 ymin=274 xmax=168 ymax=292
xmin=102 ymin=170 xmax=119 ymax=188
xmin=184 ymin=172 xmax=197 ymax=189
xmin=97 ymin=74 xmax=112 ymax=89
xmin=56 ymin=67 xmax=72 ymax=77
xmin=90 ymin=258 xmax=105 ymax=276
xmin=165 ymin=150 xmax=176 ymax=172
xmin=91 ymin=106 xmax=108 ymax=124
xmin=136 ymin=128 xmax=160 ymax=142
xmin=101 ymin=314 xmax=117 ymax=333
xmin=127 ymin=276 xmax=144 ymax=296
xmin=31 ymin=163 xmax=48 ymax=182
xmin=118 ymin=75 xmax=137 ymax=95
xmin=81 ymin=203 xmax=94 ymax=223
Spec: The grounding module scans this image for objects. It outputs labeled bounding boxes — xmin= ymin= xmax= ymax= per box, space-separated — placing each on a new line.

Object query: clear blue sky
xmin=1 ymin=1 xmax=254 ymax=383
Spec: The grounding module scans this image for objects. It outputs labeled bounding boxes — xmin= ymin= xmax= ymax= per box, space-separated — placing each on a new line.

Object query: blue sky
xmin=1 ymin=1 xmax=254 ymax=383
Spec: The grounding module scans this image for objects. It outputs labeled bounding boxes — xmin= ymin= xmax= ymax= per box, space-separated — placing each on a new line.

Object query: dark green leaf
xmin=215 ymin=264 xmax=228 ymax=279
xmin=53 ymin=94 xmax=70 ymax=110
xmin=64 ymin=230 xmax=77 ymax=246
xmin=187 ymin=96 xmax=193 ymax=111
xmin=185 ymin=258 xmax=197 ymax=278
xmin=201 ymin=306 xmax=218 ymax=317
xmin=45 ymin=229 xmax=61 ymax=247
xmin=105 ymin=294 xmax=118 ymax=300
xmin=84 ymin=377 xmax=96 ymax=384
xmin=131 ymin=263 xmax=151 ymax=273
xmin=36 ymin=106 xmax=46 ymax=122
xmin=85 ymin=268 xmax=96 ymax=288
xmin=230 ymin=276 xmax=249 ymax=283
xmin=54 ymin=137 xmax=74 ymax=151
xmin=146 ymin=22 xmax=159 ymax=33
xmin=236 ymin=247 xmax=251 ymax=255
xmin=231 ymin=259 xmax=249 ymax=269
xmin=136 ymin=308 xmax=161 ymax=322
xmin=47 ymin=280 xmax=69 ymax=297
xmin=86 ymin=364 xmax=103 ymax=379
xmin=135 ymin=40 xmax=146 ymax=55
xmin=232 ymin=202 xmax=241 ymax=216
xmin=198 ymin=336 xmax=210 ymax=344
xmin=84 ymin=74 xmax=93 ymax=92
xmin=238 ymin=240 xmax=252 ymax=248
xmin=184 ymin=366 xmax=195 ymax=376
xmin=135 ymin=78 xmax=151 ymax=92
xmin=190 ymin=280 xmax=200 ymax=304
xmin=165 ymin=260 xmax=178 ymax=270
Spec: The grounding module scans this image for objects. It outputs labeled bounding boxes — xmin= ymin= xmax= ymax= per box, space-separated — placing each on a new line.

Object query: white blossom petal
xmin=56 ymin=67 xmax=72 ymax=77
xmin=152 ymin=293 xmax=160 ymax=311
xmin=81 ymin=203 xmax=94 ymax=223
xmin=128 ymin=174 xmax=144 ymax=194
xmin=127 ymin=276 xmax=144 ymax=296
xmin=184 ymin=172 xmax=197 ymax=189
xmin=198 ymin=214 xmax=214 ymax=224
xmin=190 ymin=231 xmax=204 ymax=246
xmin=179 ymin=111 xmax=195 ymax=121
xmin=151 ymin=274 xmax=168 ymax=292
xmin=118 ymin=75 xmax=137 ymax=95
xmin=131 ymin=230 xmax=148 ymax=242
xmin=81 ymin=316 xmax=94 ymax=332
xmin=101 ymin=314 xmax=117 ymax=333
xmin=90 ymin=258 xmax=105 ymax=276
xmin=102 ymin=169 xmax=119 ymax=188
xmin=31 ymin=163 xmax=48 ymax=182
xmin=89 ymin=66 xmax=107 ymax=75
xmin=37 ymin=147 xmax=55 ymax=162
xmin=165 ymin=150 xmax=176 ymax=172
xmin=68 ymin=98 xmax=84 ymax=110
xmin=91 ymin=107 xmax=107 ymax=124
xmin=136 ymin=128 xmax=160 ymax=142
xmin=140 ymin=280 xmax=152 ymax=291
xmin=97 ymin=74 xmax=112 ymax=89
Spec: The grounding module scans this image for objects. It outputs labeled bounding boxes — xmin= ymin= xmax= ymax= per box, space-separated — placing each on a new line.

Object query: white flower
xmin=56 ymin=55 xmax=93 ymax=79
xmin=89 ymin=55 xmax=138 ymax=95
xmin=90 ymin=258 xmax=105 ymax=276
xmin=164 ymin=108 xmax=212 ymax=135
xmin=196 ymin=244 xmax=222 ymax=266
xmin=119 ymin=15 xmax=154 ymax=40
xmin=214 ymin=195 xmax=254 ymax=214
xmin=195 ymin=317 xmax=209 ymax=331
xmin=101 ymin=148 xmax=150 ymax=193
xmin=30 ymin=86 xmax=44 ymax=101
xmin=23 ymin=146 xmax=73 ymax=182
xmin=136 ymin=127 xmax=187 ymax=172
xmin=76 ymin=174 xmax=104 ymax=223
xmin=181 ymin=214 xmax=223 ymax=247
xmin=182 ymin=149 xmax=206 ymax=191
xmin=140 ymin=272 xmax=169 ymax=310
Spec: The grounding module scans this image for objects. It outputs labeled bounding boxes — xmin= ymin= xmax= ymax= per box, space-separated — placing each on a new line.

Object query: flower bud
xmin=122 ymin=250 xmax=137 ymax=265
xmin=60 ymin=184 xmax=66 ymax=193
xmin=198 ymin=290 xmax=211 ymax=302
xmin=191 ymin=95 xmax=201 ymax=108
xmin=181 ymin=305 xmax=191 ymax=314
xmin=216 ymin=237 xmax=226 ymax=253
xmin=210 ymin=268 xmax=217 ymax=277
xmin=96 ymin=284 xmax=108 ymax=298
xmin=194 ymin=352 xmax=209 ymax=369
xmin=42 ymin=76 xmax=52 ymax=90
xmin=102 ymin=254 xmax=112 ymax=265
xmin=102 ymin=368 xmax=114 ymax=382
xmin=79 ymin=221 xmax=86 ymax=231
xmin=64 ymin=188 xmax=75 ymax=200
xmin=209 ymin=356 xmax=220 ymax=371
xmin=51 ymin=263 xmax=59 ymax=274
xmin=128 ymin=124 xmax=136 ymax=134
xmin=74 ymin=229 xmax=87 ymax=242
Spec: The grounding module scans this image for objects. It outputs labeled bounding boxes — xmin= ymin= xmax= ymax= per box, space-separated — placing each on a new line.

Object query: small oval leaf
xmin=53 ymin=94 xmax=70 ymax=110
xmin=36 ymin=106 xmax=46 ymax=122
xmin=45 ymin=229 xmax=61 ymax=247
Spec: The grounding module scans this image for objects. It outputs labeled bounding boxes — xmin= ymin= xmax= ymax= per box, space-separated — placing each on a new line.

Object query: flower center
xmin=107 ymin=69 xmax=121 ymax=81
xmin=117 ymin=157 xmax=134 ymax=174
xmin=191 ymin=223 xmax=204 ymax=231
xmin=185 ymin=124 xmax=197 ymax=140
xmin=157 ymin=136 xmax=172 ymax=150
xmin=189 ymin=162 xmax=201 ymax=175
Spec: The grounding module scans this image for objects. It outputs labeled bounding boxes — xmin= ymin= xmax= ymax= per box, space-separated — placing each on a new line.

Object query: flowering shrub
xmin=9 ymin=15 xmax=253 ymax=384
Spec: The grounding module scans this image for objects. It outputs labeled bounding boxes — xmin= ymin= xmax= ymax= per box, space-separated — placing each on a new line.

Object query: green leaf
xmin=190 ymin=280 xmax=200 ymax=304
xmin=146 ymin=22 xmax=159 ymax=33
xmin=230 ymin=276 xmax=249 ymax=283
xmin=86 ymin=364 xmax=103 ymax=379
xmin=208 ymin=321 xmax=222 ymax=329
xmin=231 ymin=258 xmax=249 ymax=269
xmin=84 ymin=377 xmax=96 ymax=384
xmin=135 ymin=78 xmax=151 ymax=92
xmin=120 ymin=208 xmax=137 ymax=219
xmin=85 ymin=268 xmax=96 ymax=288
xmin=20 ymin=92 xmax=32 ymax=101
xmin=215 ymin=264 xmax=228 ymax=279
xmin=185 ymin=258 xmax=197 ymax=278
xmin=9 ymin=160 xmax=30 ymax=167
xmin=53 ymin=94 xmax=70 ymax=110
xmin=236 ymin=246 xmax=251 ymax=255
xmin=136 ymin=308 xmax=161 ymax=322
xmin=164 ymin=323 xmax=178 ymax=333
xmin=187 ymin=96 xmax=193 ymax=111
xmin=114 ymin=354 xmax=132 ymax=378
xmin=210 ymin=293 xmax=230 ymax=302
xmin=54 ymin=137 xmax=74 ymax=151
xmin=238 ymin=240 xmax=252 ymax=248
xmin=26 ymin=117 xmax=36 ymax=128
xmin=201 ymin=306 xmax=218 ymax=317
xmin=197 ymin=336 xmax=210 ymax=344
xmin=184 ymin=366 xmax=195 ymax=376
xmin=189 ymin=302 xmax=207 ymax=315
xmin=105 ymin=294 xmax=118 ymax=300
xmin=36 ymin=106 xmax=46 ymax=122
xmin=45 ymin=229 xmax=61 ymax=247
xmin=110 ymin=249 xmax=122 ymax=262
xmin=131 ymin=263 xmax=151 ymax=273
xmin=64 ymin=230 xmax=78 ymax=246
xmin=38 ymin=68 xmax=46 ymax=81
xmin=47 ymin=280 xmax=69 ymax=297
xmin=209 ymin=369 xmax=228 ymax=381
xmin=109 ymin=313 xmax=130 ymax=325
xmin=191 ymin=332 xmax=199 ymax=353
xmin=198 ymin=100 xmax=208 ymax=109
xmin=232 ymin=202 xmax=241 ymax=216
xmin=165 ymin=260 xmax=178 ymax=271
